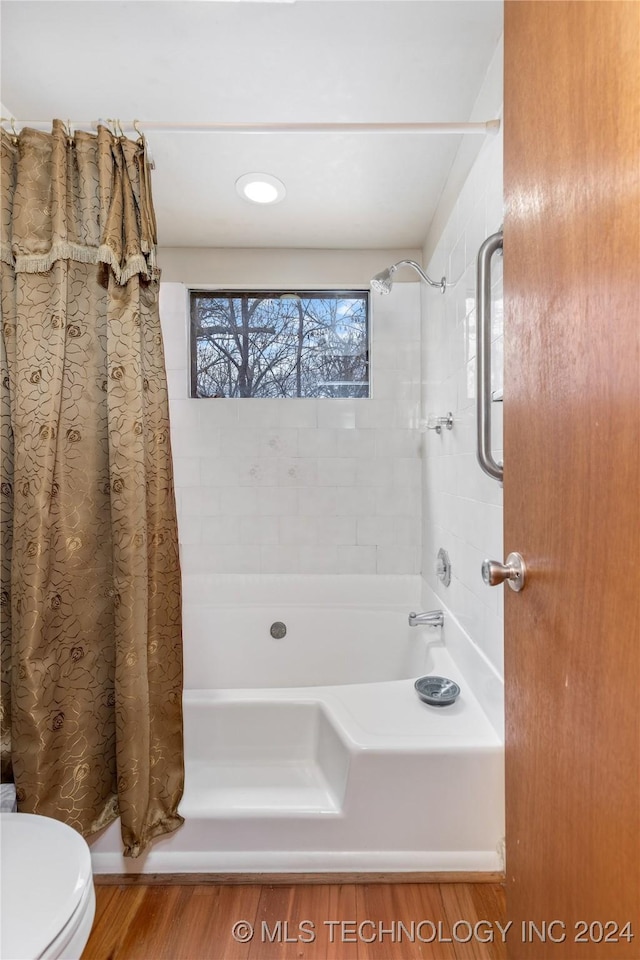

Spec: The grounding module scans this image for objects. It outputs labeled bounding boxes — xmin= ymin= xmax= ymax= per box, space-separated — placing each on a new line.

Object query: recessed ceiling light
xmin=236 ymin=172 xmax=286 ymax=205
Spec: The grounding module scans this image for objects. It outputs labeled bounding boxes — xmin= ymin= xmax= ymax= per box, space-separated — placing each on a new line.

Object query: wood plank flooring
xmin=82 ymin=882 xmax=507 ymax=960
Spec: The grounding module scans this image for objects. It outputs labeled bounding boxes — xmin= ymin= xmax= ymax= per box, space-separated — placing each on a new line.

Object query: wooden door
xmin=503 ymin=2 xmax=640 ymax=957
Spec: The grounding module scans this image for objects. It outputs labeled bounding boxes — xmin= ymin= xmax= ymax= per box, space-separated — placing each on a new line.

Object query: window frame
xmin=188 ymin=288 xmax=371 ymax=400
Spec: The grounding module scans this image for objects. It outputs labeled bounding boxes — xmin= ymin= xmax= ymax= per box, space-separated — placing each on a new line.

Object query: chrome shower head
xmin=370 ymin=265 xmax=396 ymax=295
xmin=370 ymin=260 xmax=447 ymax=295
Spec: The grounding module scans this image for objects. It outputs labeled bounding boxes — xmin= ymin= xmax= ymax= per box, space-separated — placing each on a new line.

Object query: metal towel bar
xmin=476 ymin=230 xmax=504 ymax=482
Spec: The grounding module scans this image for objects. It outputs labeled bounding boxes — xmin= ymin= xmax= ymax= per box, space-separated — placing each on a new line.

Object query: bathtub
xmin=90 ymin=575 xmax=504 ymax=874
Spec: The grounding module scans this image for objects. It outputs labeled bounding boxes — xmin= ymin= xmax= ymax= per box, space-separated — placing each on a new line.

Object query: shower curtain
xmin=0 ymin=121 xmax=184 ymax=856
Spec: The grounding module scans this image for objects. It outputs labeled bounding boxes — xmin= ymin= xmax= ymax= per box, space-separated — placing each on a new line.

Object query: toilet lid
xmin=0 ymin=812 xmax=93 ymax=960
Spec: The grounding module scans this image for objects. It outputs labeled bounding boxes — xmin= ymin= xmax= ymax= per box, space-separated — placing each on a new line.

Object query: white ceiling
xmin=1 ymin=1 xmax=503 ymax=249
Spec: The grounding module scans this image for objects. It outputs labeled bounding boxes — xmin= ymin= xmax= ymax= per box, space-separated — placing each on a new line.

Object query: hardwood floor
xmin=82 ymin=881 xmax=507 ymax=960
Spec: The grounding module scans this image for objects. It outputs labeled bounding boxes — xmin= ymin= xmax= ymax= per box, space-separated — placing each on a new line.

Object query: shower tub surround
xmin=90 ymin=575 xmax=504 ymax=874
xmin=160 ymin=279 xmax=423 ymax=577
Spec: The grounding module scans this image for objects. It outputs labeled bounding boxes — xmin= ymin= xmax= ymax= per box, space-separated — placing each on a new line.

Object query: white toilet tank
xmin=0 ymin=812 xmax=96 ymax=960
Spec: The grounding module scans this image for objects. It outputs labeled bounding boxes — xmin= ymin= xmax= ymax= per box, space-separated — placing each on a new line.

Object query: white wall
xmin=158 ymin=247 xmax=422 ymax=288
xmin=159 ymin=271 xmax=423 ymax=576
xmin=419 ymin=119 xmax=504 ymax=682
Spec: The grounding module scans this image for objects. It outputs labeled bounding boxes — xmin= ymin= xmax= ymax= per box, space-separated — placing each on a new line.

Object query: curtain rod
xmin=5 ymin=119 xmax=500 ymax=136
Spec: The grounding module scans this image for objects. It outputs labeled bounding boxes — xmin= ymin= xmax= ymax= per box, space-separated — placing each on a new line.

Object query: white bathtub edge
xmin=91 ymin=849 xmax=503 ymax=875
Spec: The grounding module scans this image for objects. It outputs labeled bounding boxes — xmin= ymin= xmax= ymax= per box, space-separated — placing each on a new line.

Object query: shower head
xmin=370 ymin=265 xmax=397 ymax=295
xmin=370 ymin=260 xmax=447 ymax=295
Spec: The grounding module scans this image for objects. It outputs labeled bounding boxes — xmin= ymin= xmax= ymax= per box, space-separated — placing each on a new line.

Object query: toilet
xmin=0 ymin=812 xmax=96 ymax=960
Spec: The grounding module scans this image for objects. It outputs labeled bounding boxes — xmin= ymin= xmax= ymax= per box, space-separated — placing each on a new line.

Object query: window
xmin=190 ymin=290 xmax=369 ymax=399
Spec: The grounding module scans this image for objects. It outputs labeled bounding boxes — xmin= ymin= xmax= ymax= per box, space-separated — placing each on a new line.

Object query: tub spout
xmin=408 ymin=610 xmax=444 ymax=628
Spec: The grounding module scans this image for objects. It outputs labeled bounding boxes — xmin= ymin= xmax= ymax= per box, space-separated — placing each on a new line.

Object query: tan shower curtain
xmin=0 ymin=121 xmax=184 ymax=856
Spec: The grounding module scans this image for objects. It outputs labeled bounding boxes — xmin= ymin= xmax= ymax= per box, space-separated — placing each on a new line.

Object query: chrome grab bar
xmin=476 ymin=229 xmax=504 ymax=482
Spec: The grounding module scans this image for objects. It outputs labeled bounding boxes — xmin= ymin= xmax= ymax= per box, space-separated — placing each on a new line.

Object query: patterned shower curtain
xmin=0 ymin=121 xmax=184 ymax=856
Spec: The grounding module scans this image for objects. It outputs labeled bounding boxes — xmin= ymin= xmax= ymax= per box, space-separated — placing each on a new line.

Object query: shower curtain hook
xmin=1 ymin=117 xmax=19 ymax=143
xmin=0 ymin=117 xmax=18 ymax=143
xmin=134 ymin=119 xmax=155 ymax=170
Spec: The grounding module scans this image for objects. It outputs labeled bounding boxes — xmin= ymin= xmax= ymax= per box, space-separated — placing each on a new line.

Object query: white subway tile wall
xmin=160 ymin=283 xmax=422 ymax=575
xmin=420 ymin=123 xmax=504 ymax=678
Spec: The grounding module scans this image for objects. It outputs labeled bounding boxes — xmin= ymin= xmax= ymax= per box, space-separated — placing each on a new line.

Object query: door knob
xmin=481 ymin=552 xmax=527 ymax=592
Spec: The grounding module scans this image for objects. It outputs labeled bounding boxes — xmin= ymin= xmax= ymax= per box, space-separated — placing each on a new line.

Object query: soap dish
xmin=414 ymin=675 xmax=460 ymax=707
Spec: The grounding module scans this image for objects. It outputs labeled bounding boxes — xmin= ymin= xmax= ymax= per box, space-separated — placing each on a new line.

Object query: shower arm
xmin=389 ymin=261 xmax=447 ymax=294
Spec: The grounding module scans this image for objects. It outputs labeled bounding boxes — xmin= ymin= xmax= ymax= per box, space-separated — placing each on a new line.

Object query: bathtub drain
xmin=270 ymin=621 xmax=287 ymax=639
